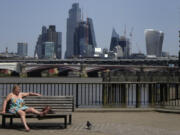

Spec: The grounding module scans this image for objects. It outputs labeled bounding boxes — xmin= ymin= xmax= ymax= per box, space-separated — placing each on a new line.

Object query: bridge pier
xmin=19 ymin=64 xmax=27 ymax=77
xmin=80 ymin=64 xmax=87 ymax=77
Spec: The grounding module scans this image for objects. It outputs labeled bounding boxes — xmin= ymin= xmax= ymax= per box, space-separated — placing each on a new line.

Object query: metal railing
xmin=0 ymin=82 xmax=180 ymax=108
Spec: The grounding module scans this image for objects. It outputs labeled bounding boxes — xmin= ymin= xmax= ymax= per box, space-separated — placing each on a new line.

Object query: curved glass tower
xmin=145 ymin=29 xmax=164 ymax=57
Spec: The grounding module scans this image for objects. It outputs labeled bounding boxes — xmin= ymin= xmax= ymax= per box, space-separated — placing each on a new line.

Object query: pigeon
xmin=86 ymin=121 xmax=92 ymax=130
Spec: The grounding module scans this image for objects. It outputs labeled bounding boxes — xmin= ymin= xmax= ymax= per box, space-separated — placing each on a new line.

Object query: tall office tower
xmin=87 ymin=18 xmax=97 ymax=48
xmin=17 ymin=42 xmax=28 ymax=57
xmin=66 ymin=3 xmax=81 ymax=58
xmin=110 ymin=28 xmax=120 ymax=51
xmin=42 ymin=42 xmax=55 ymax=58
xmin=56 ymin=32 xmax=62 ymax=59
xmin=73 ymin=18 xmax=97 ymax=58
xmin=145 ymin=29 xmax=164 ymax=57
xmin=34 ymin=25 xmax=62 ymax=59
xmin=109 ymin=29 xmax=130 ymax=58
xmin=119 ymin=36 xmax=130 ymax=58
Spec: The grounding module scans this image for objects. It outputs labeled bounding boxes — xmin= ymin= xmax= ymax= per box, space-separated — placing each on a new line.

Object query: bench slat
xmin=25 ymin=96 xmax=74 ymax=99
xmin=35 ymin=109 xmax=73 ymax=112
xmin=25 ymin=100 xmax=73 ymax=104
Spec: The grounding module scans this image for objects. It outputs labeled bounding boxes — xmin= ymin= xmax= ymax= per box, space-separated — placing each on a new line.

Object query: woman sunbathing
xmin=1 ymin=85 xmax=51 ymax=132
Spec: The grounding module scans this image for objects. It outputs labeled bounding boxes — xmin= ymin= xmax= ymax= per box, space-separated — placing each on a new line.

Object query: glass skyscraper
xmin=35 ymin=25 xmax=62 ymax=59
xmin=42 ymin=42 xmax=55 ymax=58
xmin=66 ymin=3 xmax=81 ymax=58
xmin=145 ymin=29 xmax=164 ymax=57
xmin=73 ymin=18 xmax=97 ymax=58
xmin=110 ymin=29 xmax=130 ymax=58
xmin=110 ymin=28 xmax=120 ymax=51
xmin=17 ymin=42 xmax=28 ymax=57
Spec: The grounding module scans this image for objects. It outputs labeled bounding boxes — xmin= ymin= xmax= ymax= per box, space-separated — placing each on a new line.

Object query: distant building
xmin=66 ymin=3 xmax=81 ymax=58
xmin=94 ymin=48 xmax=102 ymax=57
xmin=130 ymin=53 xmax=146 ymax=59
xmin=0 ymin=48 xmax=19 ymax=59
xmin=35 ymin=25 xmax=62 ymax=59
xmin=110 ymin=28 xmax=120 ymax=51
xmin=109 ymin=29 xmax=130 ymax=58
xmin=42 ymin=42 xmax=55 ymax=58
xmin=87 ymin=18 xmax=97 ymax=48
xmin=73 ymin=18 xmax=97 ymax=58
xmin=113 ymin=45 xmax=123 ymax=58
xmin=162 ymin=51 xmax=169 ymax=57
xmin=145 ymin=29 xmax=164 ymax=57
xmin=119 ymin=36 xmax=130 ymax=58
xmin=17 ymin=42 xmax=28 ymax=57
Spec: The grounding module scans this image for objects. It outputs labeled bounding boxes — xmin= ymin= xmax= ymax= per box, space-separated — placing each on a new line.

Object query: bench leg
xmin=69 ymin=115 xmax=72 ymax=125
xmin=2 ymin=116 xmax=6 ymax=128
xmin=10 ymin=117 xmax=13 ymax=126
xmin=64 ymin=116 xmax=67 ymax=128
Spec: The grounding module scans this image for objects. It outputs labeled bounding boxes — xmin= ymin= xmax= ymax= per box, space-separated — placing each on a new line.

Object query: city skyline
xmin=0 ymin=0 xmax=179 ymax=57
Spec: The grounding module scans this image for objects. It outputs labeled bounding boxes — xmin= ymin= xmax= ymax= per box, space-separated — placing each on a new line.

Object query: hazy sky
xmin=0 ymin=0 xmax=179 ymax=57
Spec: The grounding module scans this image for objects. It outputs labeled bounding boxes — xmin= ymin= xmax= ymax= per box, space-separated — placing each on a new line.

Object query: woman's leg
xmin=25 ymin=107 xmax=42 ymax=115
xmin=25 ymin=107 xmax=51 ymax=116
xmin=17 ymin=110 xmax=30 ymax=131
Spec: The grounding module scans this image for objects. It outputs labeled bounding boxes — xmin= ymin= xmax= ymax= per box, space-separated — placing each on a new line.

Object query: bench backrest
xmin=3 ymin=96 xmax=74 ymax=113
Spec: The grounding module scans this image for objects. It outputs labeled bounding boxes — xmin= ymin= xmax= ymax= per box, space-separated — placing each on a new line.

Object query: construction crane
xmin=124 ymin=24 xmax=126 ymax=37
xmin=129 ymin=27 xmax=134 ymax=55
xmin=129 ymin=27 xmax=134 ymax=38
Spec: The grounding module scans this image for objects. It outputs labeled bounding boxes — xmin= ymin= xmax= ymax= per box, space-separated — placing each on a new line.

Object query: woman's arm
xmin=21 ymin=92 xmax=42 ymax=97
xmin=1 ymin=94 xmax=12 ymax=114
xmin=29 ymin=92 xmax=42 ymax=96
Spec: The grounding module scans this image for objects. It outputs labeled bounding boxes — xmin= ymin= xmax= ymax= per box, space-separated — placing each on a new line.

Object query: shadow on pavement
xmin=0 ymin=122 xmax=66 ymax=131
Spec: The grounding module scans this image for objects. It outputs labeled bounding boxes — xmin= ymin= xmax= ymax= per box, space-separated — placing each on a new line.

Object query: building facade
xmin=42 ymin=42 xmax=55 ymax=58
xmin=17 ymin=42 xmax=28 ymax=57
xmin=109 ymin=29 xmax=130 ymax=58
xmin=145 ymin=29 xmax=164 ymax=57
xmin=35 ymin=25 xmax=62 ymax=59
xmin=73 ymin=18 xmax=97 ymax=58
xmin=66 ymin=3 xmax=81 ymax=58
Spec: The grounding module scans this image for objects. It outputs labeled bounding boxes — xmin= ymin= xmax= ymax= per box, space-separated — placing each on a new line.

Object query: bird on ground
xmin=86 ymin=121 xmax=92 ymax=130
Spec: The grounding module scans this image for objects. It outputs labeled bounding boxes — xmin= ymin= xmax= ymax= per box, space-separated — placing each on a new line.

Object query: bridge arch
xmin=26 ymin=65 xmax=79 ymax=77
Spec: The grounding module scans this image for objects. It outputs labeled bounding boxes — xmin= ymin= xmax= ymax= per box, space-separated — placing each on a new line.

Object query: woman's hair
xmin=13 ymin=85 xmax=20 ymax=92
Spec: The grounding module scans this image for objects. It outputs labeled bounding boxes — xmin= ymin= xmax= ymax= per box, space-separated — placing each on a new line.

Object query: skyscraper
xmin=17 ymin=42 xmax=28 ymax=57
xmin=110 ymin=28 xmax=120 ymax=51
xmin=42 ymin=42 xmax=55 ymax=58
xmin=87 ymin=18 xmax=97 ymax=48
xmin=73 ymin=18 xmax=97 ymax=57
xmin=145 ymin=29 xmax=164 ymax=57
xmin=109 ymin=29 xmax=130 ymax=58
xmin=119 ymin=36 xmax=130 ymax=58
xmin=66 ymin=3 xmax=81 ymax=58
xmin=35 ymin=25 xmax=62 ymax=59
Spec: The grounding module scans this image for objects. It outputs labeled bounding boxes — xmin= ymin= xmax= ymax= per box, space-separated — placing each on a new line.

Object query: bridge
xmin=0 ymin=58 xmax=178 ymax=65
xmin=0 ymin=58 xmax=178 ymax=77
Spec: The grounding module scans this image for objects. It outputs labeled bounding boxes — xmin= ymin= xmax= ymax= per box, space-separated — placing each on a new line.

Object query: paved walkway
xmin=1 ymin=112 xmax=180 ymax=135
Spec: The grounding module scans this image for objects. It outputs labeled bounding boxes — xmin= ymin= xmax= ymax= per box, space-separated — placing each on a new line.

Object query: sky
xmin=0 ymin=0 xmax=180 ymax=58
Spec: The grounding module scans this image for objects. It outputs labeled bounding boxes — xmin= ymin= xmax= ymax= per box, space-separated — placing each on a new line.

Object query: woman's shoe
xmin=41 ymin=106 xmax=51 ymax=116
xmin=38 ymin=106 xmax=52 ymax=119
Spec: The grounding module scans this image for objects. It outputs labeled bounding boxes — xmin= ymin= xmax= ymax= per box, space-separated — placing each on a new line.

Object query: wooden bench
xmin=1 ymin=96 xmax=74 ymax=129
